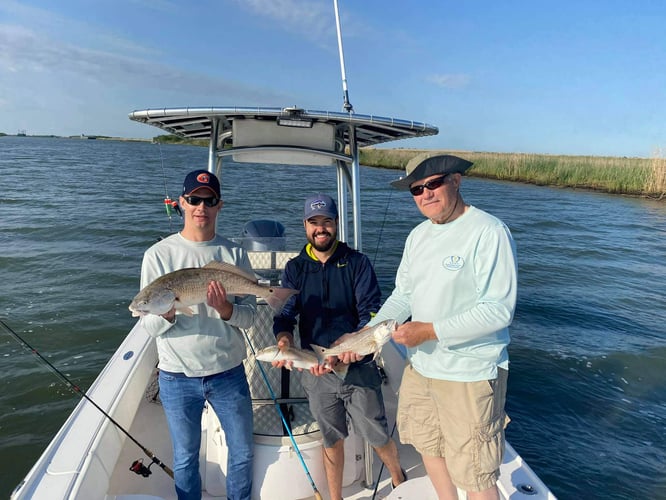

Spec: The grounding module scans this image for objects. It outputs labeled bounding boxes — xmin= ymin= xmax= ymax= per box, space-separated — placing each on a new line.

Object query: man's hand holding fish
xmin=273 ymin=332 xmax=336 ymax=375
xmin=206 ymin=279 xmax=232 ymax=320
xmin=331 ymin=332 xmax=365 ymax=364
xmin=309 ymin=319 xmax=398 ymax=365
xmin=392 ymin=320 xmax=437 ymax=348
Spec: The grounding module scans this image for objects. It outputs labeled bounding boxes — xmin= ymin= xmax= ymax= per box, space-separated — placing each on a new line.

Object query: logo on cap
xmin=196 ymin=173 xmax=211 ymax=184
xmin=311 ymin=200 xmax=328 ymax=210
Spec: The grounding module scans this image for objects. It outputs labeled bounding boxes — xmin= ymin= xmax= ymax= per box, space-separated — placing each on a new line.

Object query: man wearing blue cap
xmin=367 ymin=154 xmax=517 ymax=500
xmin=273 ymin=193 xmax=406 ymax=500
xmin=139 ymin=169 xmax=256 ymax=500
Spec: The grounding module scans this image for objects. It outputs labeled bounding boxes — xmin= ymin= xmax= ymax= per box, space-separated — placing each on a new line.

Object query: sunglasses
xmin=183 ymin=195 xmax=220 ymax=207
xmin=409 ymin=174 xmax=449 ymax=196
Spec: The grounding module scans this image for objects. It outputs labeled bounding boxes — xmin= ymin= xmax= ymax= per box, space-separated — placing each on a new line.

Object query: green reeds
xmin=360 ymin=148 xmax=666 ymax=199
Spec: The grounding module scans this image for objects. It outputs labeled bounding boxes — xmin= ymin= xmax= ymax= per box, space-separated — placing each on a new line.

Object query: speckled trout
xmin=129 ymin=261 xmax=298 ymax=317
xmin=310 ymin=319 xmax=398 ymax=361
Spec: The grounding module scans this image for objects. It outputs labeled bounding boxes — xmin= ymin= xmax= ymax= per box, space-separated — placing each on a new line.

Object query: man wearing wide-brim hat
xmin=367 ymin=153 xmax=518 ymax=500
xmin=390 ymin=152 xmax=473 ymax=224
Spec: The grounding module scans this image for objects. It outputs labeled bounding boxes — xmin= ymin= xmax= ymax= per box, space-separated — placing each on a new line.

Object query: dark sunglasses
xmin=409 ymin=174 xmax=449 ymax=196
xmin=183 ymin=195 xmax=220 ymax=207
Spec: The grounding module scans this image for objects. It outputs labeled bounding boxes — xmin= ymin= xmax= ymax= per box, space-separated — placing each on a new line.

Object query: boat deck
xmin=106 ymin=375 xmax=418 ymax=500
xmin=103 ymin=341 xmax=552 ymax=500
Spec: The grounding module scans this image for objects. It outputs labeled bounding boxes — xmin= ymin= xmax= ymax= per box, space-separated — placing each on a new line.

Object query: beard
xmin=308 ymin=231 xmax=336 ymax=252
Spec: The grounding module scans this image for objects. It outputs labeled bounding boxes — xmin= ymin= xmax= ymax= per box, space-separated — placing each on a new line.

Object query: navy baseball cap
xmin=303 ymin=194 xmax=338 ymax=221
xmin=182 ymin=169 xmax=221 ymax=197
xmin=390 ymin=153 xmax=473 ymax=190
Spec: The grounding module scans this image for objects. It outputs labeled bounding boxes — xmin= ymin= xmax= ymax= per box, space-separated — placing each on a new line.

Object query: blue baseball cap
xmin=303 ymin=194 xmax=338 ymax=221
xmin=182 ymin=169 xmax=221 ymax=197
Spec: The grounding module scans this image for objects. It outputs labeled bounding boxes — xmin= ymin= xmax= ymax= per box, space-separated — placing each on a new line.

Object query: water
xmin=1 ymin=137 xmax=665 ymax=499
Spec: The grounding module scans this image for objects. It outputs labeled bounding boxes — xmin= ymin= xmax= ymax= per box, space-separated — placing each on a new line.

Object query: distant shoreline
xmin=362 ymin=148 xmax=665 ymax=200
xmin=3 ymin=134 xmax=663 ymax=199
xmin=0 ymin=133 xmax=153 ymax=142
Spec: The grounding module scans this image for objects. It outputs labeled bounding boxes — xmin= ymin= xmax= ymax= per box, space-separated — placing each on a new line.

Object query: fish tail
xmin=265 ymin=287 xmax=299 ymax=313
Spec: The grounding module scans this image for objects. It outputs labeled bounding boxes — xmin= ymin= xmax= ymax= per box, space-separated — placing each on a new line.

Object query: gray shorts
xmin=301 ymin=361 xmax=390 ymax=448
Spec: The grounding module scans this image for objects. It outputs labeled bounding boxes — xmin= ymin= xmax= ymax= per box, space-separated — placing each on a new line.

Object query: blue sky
xmin=1 ymin=0 xmax=665 ymax=157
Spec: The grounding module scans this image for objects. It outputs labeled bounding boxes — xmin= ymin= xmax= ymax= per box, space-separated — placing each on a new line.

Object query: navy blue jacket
xmin=273 ymin=241 xmax=381 ymax=351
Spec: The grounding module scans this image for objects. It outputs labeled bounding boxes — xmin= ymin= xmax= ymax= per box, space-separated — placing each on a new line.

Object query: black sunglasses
xmin=409 ymin=174 xmax=449 ymax=196
xmin=183 ymin=195 xmax=220 ymax=207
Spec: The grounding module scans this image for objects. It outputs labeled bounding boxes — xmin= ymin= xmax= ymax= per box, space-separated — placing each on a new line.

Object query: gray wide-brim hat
xmin=390 ymin=153 xmax=473 ymax=190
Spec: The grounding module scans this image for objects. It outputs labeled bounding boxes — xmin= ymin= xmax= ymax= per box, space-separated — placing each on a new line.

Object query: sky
xmin=1 ymin=0 xmax=666 ymax=158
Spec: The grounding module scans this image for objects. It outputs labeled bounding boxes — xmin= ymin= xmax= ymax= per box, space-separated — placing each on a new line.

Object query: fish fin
xmin=310 ymin=344 xmax=328 ymax=358
xmin=203 ymin=261 xmax=258 ymax=282
xmin=176 ymin=305 xmax=194 ymax=317
xmin=332 ymin=362 xmax=349 ymax=380
xmin=311 ymin=350 xmax=327 ymax=366
xmin=265 ymin=287 xmax=299 ymax=314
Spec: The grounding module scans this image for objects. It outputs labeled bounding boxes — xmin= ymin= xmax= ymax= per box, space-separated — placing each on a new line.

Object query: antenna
xmin=333 ymin=0 xmax=353 ymax=113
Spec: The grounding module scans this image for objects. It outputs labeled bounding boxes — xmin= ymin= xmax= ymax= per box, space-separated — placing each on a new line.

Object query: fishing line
xmin=242 ymin=329 xmax=323 ymax=500
xmin=0 ymin=318 xmax=174 ymax=480
xmin=372 ymin=188 xmax=393 ymax=267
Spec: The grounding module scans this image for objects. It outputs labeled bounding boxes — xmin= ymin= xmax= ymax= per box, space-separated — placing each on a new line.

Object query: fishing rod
xmin=370 ymin=420 xmax=399 ymax=500
xmin=157 ymin=141 xmax=181 ymax=233
xmin=0 ymin=318 xmax=174 ymax=479
xmin=333 ymin=0 xmax=353 ymax=113
xmin=243 ymin=330 xmax=323 ymax=500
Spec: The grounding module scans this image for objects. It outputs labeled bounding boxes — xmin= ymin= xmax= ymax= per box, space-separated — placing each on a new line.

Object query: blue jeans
xmin=159 ymin=364 xmax=254 ymax=500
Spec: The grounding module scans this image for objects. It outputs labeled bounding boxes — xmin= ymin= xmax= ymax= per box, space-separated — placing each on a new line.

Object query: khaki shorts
xmin=397 ymin=364 xmax=509 ymax=492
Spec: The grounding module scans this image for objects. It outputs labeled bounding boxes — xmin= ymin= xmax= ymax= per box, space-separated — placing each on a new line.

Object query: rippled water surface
xmin=1 ymin=137 xmax=665 ymax=499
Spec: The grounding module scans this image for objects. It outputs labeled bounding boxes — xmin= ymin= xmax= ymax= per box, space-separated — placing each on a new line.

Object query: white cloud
xmin=230 ymin=0 xmax=355 ymax=47
xmin=427 ymin=74 xmax=471 ymax=89
xmin=0 ymin=22 xmax=284 ymax=103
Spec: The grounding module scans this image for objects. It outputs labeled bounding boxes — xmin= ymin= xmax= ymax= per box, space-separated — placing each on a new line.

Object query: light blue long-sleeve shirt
xmin=371 ymin=206 xmax=517 ymax=381
xmin=139 ymin=232 xmax=257 ymax=377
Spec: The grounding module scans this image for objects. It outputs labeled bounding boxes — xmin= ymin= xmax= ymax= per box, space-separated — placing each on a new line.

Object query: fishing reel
xmin=129 ymin=458 xmax=153 ymax=477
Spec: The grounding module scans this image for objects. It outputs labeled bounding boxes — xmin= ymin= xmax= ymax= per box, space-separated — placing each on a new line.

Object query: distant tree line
xmin=153 ymin=134 xmax=208 ymax=147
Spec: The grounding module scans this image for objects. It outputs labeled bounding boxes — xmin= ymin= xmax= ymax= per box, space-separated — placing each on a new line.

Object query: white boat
xmin=10 ymin=105 xmax=555 ymax=500
xmin=11 ymin=4 xmax=556 ymax=499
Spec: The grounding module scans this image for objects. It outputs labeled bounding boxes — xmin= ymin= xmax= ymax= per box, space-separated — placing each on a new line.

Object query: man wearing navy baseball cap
xmin=302 ymin=193 xmax=338 ymax=221
xmin=138 ymin=168 xmax=255 ymax=499
xmin=182 ymin=169 xmax=221 ymax=198
xmin=273 ymin=193 xmax=407 ymax=499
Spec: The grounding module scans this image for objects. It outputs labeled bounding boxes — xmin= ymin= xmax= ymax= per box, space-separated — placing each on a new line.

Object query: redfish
xmin=129 ymin=261 xmax=298 ymax=317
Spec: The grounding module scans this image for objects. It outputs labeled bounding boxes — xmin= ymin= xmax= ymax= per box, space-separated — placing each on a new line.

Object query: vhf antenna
xmin=333 ymin=0 xmax=353 ymax=113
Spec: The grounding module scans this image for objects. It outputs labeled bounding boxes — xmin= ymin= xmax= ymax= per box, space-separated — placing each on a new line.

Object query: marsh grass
xmin=360 ymin=148 xmax=666 ymax=199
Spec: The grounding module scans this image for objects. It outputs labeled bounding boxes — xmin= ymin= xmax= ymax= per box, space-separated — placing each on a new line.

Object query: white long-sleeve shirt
xmin=139 ymin=232 xmax=257 ymax=377
xmin=371 ymin=205 xmax=517 ymax=381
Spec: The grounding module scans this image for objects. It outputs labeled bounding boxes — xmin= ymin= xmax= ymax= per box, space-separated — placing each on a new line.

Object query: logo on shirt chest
xmin=442 ymin=255 xmax=464 ymax=271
